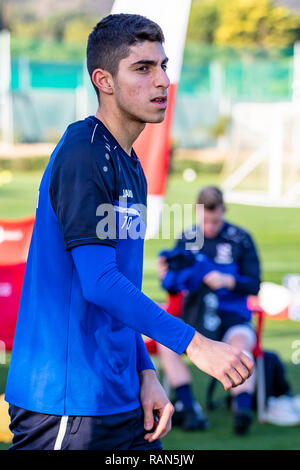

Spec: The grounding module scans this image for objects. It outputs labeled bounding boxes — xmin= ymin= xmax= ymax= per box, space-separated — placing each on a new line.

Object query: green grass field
xmin=0 ymin=168 xmax=300 ymax=450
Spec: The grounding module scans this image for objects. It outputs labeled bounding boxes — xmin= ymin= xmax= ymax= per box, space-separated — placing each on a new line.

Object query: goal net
xmin=221 ymin=101 xmax=300 ymax=207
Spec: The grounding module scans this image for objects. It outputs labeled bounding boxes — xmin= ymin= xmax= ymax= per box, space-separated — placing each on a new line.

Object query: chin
xmin=145 ymin=113 xmax=166 ymax=124
xmin=131 ymin=109 xmax=166 ymax=125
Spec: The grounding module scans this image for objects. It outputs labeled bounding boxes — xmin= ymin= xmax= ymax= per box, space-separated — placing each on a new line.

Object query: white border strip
xmin=54 ymin=415 xmax=69 ymax=450
xmin=91 ymin=123 xmax=98 ymax=144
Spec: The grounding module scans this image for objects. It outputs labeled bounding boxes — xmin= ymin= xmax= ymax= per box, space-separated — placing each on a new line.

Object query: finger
xmin=221 ymin=373 xmax=233 ymax=391
xmin=210 ymin=282 xmax=221 ymax=291
xmin=145 ymin=403 xmax=173 ymax=442
xmin=209 ymin=271 xmax=220 ymax=280
xmin=144 ymin=415 xmax=158 ymax=441
xmin=142 ymin=402 xmax=154 ymax=431
xmin=225 ymin=367 xmax=244 ymax=388
xmin=230 ymin=354 xmax=252 ymax=381
xmin=233 ymin=362 xmax=251 ymax=382
xmin=204 ymin=272 xmax=214 ymax=281
xmin=145 ymin=416 xmax=172 ymax=442
xmin=239 ymin=351 xmax=254 ymax=377
xmin=146 ymin=414 xmax=171 ymax=442
xmin=157 ymin=420 xmax=172 ymax=440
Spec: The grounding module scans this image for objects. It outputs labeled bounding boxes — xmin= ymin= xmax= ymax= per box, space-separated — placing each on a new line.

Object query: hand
xmin=139 ymin=369 xmax=174 ymax=443
xmin=203 ymin=271 xmax=236 ymax=290
xmin=157 ymin=256 xmax=168 ymax=281
xmin=186 ymin=331 xmax=254 ymax=391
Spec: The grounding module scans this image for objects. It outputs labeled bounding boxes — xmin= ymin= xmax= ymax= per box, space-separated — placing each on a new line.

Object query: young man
xmin=5 ymin=16 xmax=253 ymax=450
xmin=158 ymin=186 xmax=261 ymax=435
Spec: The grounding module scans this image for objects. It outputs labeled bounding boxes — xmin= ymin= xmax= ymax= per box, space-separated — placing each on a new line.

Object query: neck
xmin=95 ymin=102 xmax=145 ymax=156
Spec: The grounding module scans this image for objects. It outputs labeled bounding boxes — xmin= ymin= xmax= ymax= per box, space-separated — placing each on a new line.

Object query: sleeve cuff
xmin=173 ymin=323 xmax=196 ymax=355
xmin=137 ymin=354 xmax=156 ymax=372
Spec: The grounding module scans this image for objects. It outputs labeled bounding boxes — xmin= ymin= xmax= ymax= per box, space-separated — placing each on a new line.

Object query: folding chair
xmin=205 ymin=295 xmax=266 ymax=422
xmin=143 ymin=292 xmax=183 ymax=357
xmin=144 ymin=291 xmax=267 ymax=422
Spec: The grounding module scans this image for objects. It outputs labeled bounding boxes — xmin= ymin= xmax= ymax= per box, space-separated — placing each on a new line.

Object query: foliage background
xmin=1 ymin=0 xmax=300 ymax=61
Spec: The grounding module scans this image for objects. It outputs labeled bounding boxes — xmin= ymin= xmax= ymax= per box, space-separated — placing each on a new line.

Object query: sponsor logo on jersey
xmin=121 ymin=189 xmax=133 ymax=198
xmin=214 ymin=243 xmax=233 ymax=264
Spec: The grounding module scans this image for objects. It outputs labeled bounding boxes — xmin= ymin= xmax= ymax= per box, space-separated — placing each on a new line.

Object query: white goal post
xmin=221 ymin=42 xmax=300 ymax=208
xmin=222 ymin=101 xmax=300 ymax=207
xmin=0 ymin=29 xmax=13 ymax=144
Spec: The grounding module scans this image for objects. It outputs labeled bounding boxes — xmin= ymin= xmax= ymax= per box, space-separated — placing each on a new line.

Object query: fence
xmin=3 ymin=43 xmax=297 ymax=147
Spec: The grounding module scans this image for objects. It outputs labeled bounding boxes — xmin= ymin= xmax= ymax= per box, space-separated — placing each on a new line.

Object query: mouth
xmin=150 ymin=96 xmax=168 ymax=109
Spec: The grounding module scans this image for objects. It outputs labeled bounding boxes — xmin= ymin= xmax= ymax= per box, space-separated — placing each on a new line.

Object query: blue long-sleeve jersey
xmin=5 ymin=116 xmax=195 ymax=416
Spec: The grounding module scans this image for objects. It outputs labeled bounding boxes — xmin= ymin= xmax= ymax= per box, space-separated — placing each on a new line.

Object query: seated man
xmin=157 ymin=186 xmax=261 ymax=435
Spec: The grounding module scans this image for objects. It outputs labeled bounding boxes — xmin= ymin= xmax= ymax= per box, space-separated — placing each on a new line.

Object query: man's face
xmin=112 ymin=41 xmax=170 ymax=124
xmin=201 ymin=206 xmax=225 ymax=239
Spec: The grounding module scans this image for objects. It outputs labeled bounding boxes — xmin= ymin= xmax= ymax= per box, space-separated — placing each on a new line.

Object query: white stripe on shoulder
xmin=91 ymin=123 xmax=98 ymax=144
xmin=54 ymin=415 xmax=69 ymax=450
xmin=114 ymin=205 xmax=140 ymax=216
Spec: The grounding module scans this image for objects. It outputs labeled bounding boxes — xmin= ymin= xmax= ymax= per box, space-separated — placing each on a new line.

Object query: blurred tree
xmin=12 ymin=12 xmax=96 ymax=43
xmin=215 ymin=0 xmax=300 ymax=47
xmin=13 ymin=20 xmax=45 ymax=39
xmin=0 ymin=0 xmax=10 ymax=31
xmin=187 ymin=0 xmax=300 ymax=47
xmin=64 ymin=17 xmax=96 ymax=42
xmin=0 ymin=0 xmax=3 ymax=30
xmin=187 ymin=0 xmax=219 ymax=43
xmin=47 ymin=13 xmax=72 ymax=42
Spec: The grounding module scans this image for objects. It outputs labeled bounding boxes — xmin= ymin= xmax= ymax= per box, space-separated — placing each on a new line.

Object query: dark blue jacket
xmin=161 ymin=221 xmax=261 ymax=320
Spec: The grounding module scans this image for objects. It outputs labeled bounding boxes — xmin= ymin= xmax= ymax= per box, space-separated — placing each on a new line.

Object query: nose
xmin=154 ymin=68 xmax=170 ymax=90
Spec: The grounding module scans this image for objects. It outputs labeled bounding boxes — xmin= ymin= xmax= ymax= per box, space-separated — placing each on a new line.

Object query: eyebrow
xmin=131 ymin=57 xmax=169 ymax=67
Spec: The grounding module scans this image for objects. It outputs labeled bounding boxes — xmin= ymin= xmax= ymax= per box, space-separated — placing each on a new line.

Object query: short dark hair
xmin=196 ymin=186 xmax=225 ymax=210
xmin=86 ymin=14 xmax=165 ymax=98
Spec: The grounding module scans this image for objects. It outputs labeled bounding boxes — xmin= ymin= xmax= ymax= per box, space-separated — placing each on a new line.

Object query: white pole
xmin=18 ymin=56 xmax=31 ymax=92
xmin=268 ymin=110 xmax=283 ymax=201
xmin=0 ymin=29 xmax=13 ymax=143
xmin=75 ymin=86 xmax=88 ymax=121
xmin=292 ymin=41 xmax=300 ymax=105
xmin=210 ymin=61 xmax=224 ymax=102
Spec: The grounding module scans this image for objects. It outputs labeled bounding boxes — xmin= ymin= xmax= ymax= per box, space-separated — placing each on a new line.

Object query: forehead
xmin=203 ymin=207 xmax=224 ymax=220
xmin=121 ymin=40 xmax=166 ymax=65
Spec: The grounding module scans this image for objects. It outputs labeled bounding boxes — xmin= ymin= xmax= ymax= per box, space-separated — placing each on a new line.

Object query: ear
xmin=91 ymin=68 xmax=114 ymax=96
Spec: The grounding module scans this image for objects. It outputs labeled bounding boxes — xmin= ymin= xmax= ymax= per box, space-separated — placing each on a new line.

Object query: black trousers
xmin=8 ymin=404 xmax=162 ymax=450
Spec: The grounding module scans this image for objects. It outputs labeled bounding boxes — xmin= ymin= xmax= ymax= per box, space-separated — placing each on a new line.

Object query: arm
xmin=72 ymin=244 xmax=180 ymax=443
xmin=139 ymin=369 xmax=173 ymax=443
xmin=71 ymin=243 xmax=195 ymax=355
xmin=71 ymin=244 xmax=254 ymax=391
xmin=136 ymin=332 xmax=155 ymax=372
xmin=232 ymin=233 xmax=261 ymax=295
xmin=160 ymin=254 xmax=215 ymax=294
xmin=135 ymin=333 xmax=175 ymax=443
